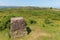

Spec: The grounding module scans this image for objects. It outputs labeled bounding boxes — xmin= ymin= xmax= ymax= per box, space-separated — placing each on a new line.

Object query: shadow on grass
xmin=26 ymin=27 xmax=31 ymax=34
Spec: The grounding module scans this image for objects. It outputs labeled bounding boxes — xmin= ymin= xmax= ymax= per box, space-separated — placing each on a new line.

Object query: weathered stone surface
xmin=10 ymin=17 xmax=27 ymax=40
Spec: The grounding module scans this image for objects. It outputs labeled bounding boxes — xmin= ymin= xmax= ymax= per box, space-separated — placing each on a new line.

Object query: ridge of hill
xmin=0 ymin=7 xmax=60 ymax=40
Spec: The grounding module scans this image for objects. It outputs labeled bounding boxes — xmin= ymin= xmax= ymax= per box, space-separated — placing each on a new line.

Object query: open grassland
xmin=0 ymin=7 xmax=60 ymax=40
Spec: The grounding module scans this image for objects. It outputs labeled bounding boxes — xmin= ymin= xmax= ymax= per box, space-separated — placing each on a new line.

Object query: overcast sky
xmin=0 ymin=0 xmax=60 ymax=8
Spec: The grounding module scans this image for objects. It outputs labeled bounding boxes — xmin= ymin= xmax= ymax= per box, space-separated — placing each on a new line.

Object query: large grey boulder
xmin=10 ymin=17 xmax=27 ymax=40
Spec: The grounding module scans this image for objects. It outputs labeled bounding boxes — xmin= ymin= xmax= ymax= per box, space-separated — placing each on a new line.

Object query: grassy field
xmin=0 ymin=7 xmax=60 ymax=40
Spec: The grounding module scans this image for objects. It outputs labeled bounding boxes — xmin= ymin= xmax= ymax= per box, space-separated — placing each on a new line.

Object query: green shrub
xmin=29 ymin=19 xmax=37 ymax=24
xmin=0 ymin=14 xmax=14 ymax=31
xmin=44 ymin=19 xmax=52 ymax=24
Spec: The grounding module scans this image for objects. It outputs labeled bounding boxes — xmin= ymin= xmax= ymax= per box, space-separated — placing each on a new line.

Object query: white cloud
xmin=0 ymin=1 xmax=6 ymax=6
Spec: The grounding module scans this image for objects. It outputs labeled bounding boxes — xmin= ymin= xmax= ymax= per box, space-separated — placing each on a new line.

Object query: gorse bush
xmin=44 ymin=19 xmax=52 ymax=24
xmin=0 ymin=14 xmax=15 ymax=31
xmin=0 ymin=16 xmax=10 ymax=31
xmin=29 ymin=19 xmax=37 ymax=24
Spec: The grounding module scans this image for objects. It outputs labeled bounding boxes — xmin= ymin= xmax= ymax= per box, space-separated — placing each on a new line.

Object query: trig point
xmin=11 ymin=17 xmax=27 ymax=39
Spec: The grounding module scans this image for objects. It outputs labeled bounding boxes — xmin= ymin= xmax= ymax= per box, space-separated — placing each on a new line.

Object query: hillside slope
xmin=0 ymin=7 xmax=60 ymax=40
